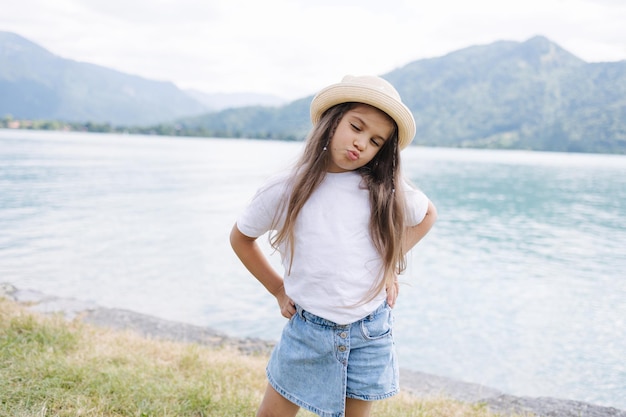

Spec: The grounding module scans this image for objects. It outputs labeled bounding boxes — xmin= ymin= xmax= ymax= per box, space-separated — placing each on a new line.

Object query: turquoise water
xmin=1 ymin=129 xmax=625 ymax=409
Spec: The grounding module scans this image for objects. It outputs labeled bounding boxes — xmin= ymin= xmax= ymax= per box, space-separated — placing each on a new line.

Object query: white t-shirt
xmin=236 ymin=170 xmax=430 ymax=325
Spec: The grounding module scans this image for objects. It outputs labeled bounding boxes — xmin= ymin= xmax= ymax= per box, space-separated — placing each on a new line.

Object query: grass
xmin=0 ymin=298 xmax=523 ymax=416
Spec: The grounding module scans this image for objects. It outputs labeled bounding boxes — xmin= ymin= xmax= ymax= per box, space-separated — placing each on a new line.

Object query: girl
xmin=230 ymin=75 xmax=437 ymax=417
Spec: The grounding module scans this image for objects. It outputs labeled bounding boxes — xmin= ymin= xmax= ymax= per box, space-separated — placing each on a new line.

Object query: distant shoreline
xmin=1 ymin=282 xmax=624 ymax=417
xmin=3 ymin=126 xmax=626 ymax=156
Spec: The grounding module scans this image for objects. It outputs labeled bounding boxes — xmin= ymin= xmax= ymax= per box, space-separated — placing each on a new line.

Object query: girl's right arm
xmin=229 ymin=224 xmax=296 ymax=319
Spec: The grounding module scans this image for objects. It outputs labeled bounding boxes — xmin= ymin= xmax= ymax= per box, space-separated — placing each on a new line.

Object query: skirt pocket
xmin=359 ymin=305 xmax=393 ymax=340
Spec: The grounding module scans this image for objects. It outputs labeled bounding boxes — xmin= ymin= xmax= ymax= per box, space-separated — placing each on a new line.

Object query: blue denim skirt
xmin=266 ymin=301 xmax=398 ymax=417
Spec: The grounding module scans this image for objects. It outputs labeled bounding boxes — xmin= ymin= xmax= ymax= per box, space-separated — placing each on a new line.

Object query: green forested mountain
xmin=177 ymin=36 xmax=626 ymax=153
xmin=0 ymin=31 xmax=207 ymax=125
xmin=385 ymin=36 xmax=626 ymax=153
xmin=2 ymin=32 xmax=625 ymax=153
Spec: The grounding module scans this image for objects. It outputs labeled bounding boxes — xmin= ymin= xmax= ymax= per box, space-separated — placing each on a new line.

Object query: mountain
xmin=0 ymin=31 xmax=209 ymax=125
xmin=177 ymin=36 xmax=626 ymax=153
xmin=2 ymin=32 xmax=625 ymax=153
xmin=384 ymin=36 xmax=626 ymax=152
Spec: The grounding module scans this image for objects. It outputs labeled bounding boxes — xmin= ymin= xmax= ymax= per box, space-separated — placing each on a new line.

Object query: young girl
xmin=230 ymin=75 xmax=437 ymax=417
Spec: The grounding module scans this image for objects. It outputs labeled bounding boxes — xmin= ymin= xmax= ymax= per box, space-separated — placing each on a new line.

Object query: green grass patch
xmin=0 ymin=298 xmax=523 ymax=416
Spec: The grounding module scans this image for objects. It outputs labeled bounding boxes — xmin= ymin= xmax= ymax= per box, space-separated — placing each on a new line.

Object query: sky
xmin=1 ymin=0 xmax=625 ymax=100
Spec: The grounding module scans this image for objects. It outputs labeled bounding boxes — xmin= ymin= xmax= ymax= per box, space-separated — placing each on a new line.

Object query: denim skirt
xmin=266 ymin=301 xmax=398 ymax=417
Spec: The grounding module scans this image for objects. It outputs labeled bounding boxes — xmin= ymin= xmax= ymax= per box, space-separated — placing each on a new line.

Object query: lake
xmin=1 ymin=129 xmax=625 ymax=409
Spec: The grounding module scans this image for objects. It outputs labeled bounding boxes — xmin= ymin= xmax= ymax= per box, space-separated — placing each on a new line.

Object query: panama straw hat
xmin=310 ymin=75 xmax=416 ymax=149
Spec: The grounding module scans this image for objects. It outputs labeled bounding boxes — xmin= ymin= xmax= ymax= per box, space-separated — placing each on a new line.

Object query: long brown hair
xmin=270 ymin=102 xmax=408 ymax=303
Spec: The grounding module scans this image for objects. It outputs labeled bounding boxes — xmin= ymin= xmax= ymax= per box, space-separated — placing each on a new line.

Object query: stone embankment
xmin=2 ymin=283 xmax=624 ymax=417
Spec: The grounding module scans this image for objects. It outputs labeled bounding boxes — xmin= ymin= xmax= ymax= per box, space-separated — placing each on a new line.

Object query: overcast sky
xmin=2 ymin=0 xmax=625 ymax=100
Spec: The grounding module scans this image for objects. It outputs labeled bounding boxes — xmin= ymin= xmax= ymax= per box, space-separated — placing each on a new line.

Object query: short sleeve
xmin=404 ymin=183 xmax=430 ymax=226
xmin=236 ymin=175 xmax=289 ymax=238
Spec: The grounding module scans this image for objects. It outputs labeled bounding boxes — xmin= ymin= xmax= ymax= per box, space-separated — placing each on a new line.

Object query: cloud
xmin=1 ymin=0 xmax=625 ymax=99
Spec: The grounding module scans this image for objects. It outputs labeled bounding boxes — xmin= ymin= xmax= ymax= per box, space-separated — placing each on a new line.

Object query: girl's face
xmin=327 ymin=104 xmax=395 ymax=173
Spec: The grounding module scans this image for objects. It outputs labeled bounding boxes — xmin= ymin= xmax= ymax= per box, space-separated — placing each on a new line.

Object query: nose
xmin=353 ymin=135 xmax=366 ymax=151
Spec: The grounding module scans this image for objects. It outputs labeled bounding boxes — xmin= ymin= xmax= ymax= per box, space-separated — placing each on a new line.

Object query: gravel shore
xmin=2 ymin=283 xmax=624 ymax=417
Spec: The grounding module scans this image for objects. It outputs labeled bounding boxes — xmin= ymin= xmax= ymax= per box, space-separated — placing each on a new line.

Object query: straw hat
xmin=310 ymin=75 xmax=416 ymax=149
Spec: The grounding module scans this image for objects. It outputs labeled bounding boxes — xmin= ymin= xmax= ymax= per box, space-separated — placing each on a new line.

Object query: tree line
xmin=0 ymin=115 xmax=249 ymax=138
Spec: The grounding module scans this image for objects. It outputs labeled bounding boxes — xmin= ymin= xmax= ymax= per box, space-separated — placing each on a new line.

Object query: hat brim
xmin=310 ymin=82 xmax=416 ymax=150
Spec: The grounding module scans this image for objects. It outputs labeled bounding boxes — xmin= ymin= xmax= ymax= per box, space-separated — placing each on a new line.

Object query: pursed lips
xmin=347 ymin=149 xmax=360 ymax=161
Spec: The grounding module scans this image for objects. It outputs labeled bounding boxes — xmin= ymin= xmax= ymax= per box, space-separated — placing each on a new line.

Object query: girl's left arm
xmin=404 ymin=199 xmax=437 ymax=253
xmin=387 ymin=200 xmax=437 ymax=307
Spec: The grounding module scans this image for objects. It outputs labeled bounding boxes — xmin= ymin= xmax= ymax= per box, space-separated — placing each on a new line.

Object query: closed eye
xmin=351 ymin=123 xmax=382 ymax=146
